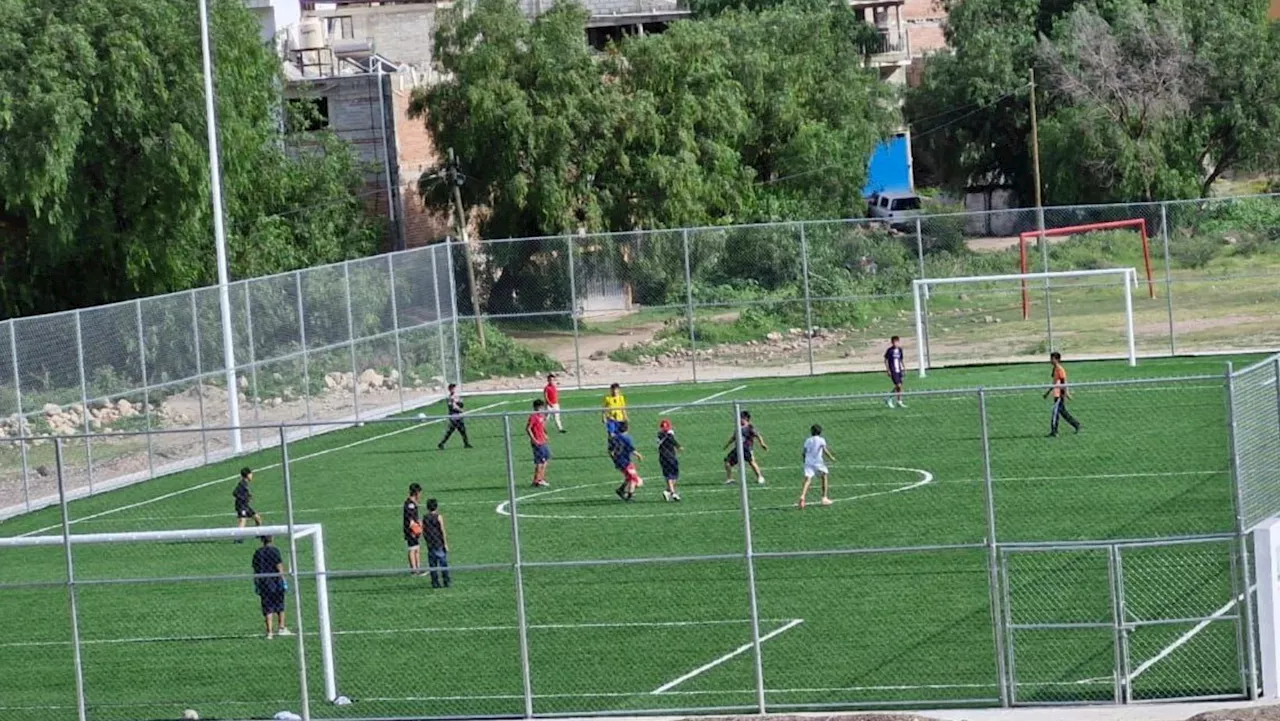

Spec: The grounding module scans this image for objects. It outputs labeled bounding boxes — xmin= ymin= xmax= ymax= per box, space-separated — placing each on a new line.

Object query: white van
xmin=867 ymin=191 xmax=923 ymax=227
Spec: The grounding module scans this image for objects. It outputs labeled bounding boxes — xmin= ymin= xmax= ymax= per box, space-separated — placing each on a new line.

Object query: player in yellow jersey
xmin=602 ymin=383 xmax=628 ymax=436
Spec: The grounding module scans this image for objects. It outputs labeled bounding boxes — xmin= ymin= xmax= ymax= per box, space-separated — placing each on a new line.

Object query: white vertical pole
xmin=243 ymin=285 xmax=263 ymax=450
xmin=682 ymin=229 xmax=698 ymax=384
xmin=343 ymin=261 xmax=360 ymax=421
xmin=733 ymin=402 xmax=767 ymax=714
xmin=566 ymin=236 xmax=583 ymax=387
xmin=1124 ymin=269 xmax=1137 ymax=367
xmin=55 ymin=440 xmax=89 ymax=721
xmin=295 ymin=272 xmax=314 ymax=436
xmin=445 ymin=240 xmax=463 ymax=387
xmin=978 ymin=389 xmax=1010 ymax=706
xmin=135 ymin=303 xmax=155 ymax=480
xmin=190 ymin=293 xmax=211 ymax=463
xmin=1227 ymin=364 xmax=1261 ymax=698
xmin=312 ymin=525 xmax=339 ymax=702
xmin=74 ymin=310 xmax=93 ymax=492
xmin=279 ymin=427 xmax=312 ymax=721
xmin=430 ymin=247 xmax=449 ymax=389
xmin=913 ymin=281 xmax=927 ymax=378
xmin=197 ymin=0 xmax=242 ymax=453
xmin=798 ymin=223 xmax=815 ymax=376
xmin=387 ymin=255 xmax=406 ymax=411
xmin=9 ymin=321 xmax=30 ymax=511
xmin=1255 ymin=520 xmax=1279 ymax=698
xmin=502 ymin=416 xmax=535 ymax=718
xmin=1160 ymin=204 xmax=1176 ymax=356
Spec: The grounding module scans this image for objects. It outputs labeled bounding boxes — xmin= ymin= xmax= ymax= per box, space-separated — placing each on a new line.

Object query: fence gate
xmin=1001 ymin=539 xmax=1249 ymax=706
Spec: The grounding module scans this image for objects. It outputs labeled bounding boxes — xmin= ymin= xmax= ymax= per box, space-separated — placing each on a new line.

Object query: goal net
xmin=912 ymin=268 xmax=1138 ymax=376
xmin=0 ymin=523 xmax=339 ymax=721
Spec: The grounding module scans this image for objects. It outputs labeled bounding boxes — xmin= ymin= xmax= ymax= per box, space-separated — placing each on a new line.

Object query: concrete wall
xmin=390 ymin=81 xmax=450 ymax=248
xmin=305 ymin=3 xmax=442 ymax=69
xmin=245 ymin=0 xmax=302 ymax=49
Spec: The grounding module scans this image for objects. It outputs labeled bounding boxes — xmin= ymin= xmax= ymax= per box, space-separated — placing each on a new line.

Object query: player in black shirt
xmin=404 ymin=483 xmax=424 ymax=573
xmin=233 ymin=467 xmax=262 ymax=541
xmin=657 ymin=419 xmax=682 ymax=502
xmin=251 ymin=536 xmax=291 ymax=639
xmin=724 ymin=411 xmax=768 ymax=484
xmin=437 ymin=384 xmax=473 ymax=449
xmin=424 ymin=498 xmax=451 ymax=588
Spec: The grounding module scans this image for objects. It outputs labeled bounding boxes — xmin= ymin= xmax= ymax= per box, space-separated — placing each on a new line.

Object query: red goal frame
xmin=1018 ymin=219 xmax=1155 ymax=320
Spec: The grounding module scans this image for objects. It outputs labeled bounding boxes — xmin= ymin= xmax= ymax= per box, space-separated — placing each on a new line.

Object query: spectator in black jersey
xmin=437 ymin=384 xmax=473 ymax=449
xmin=424 ymin=498 xmax=450 ymax=588
xmin=233 ymin=468 xmax=262 ymax=541
xmin=404 ymin=483 xmax=424 ymax=573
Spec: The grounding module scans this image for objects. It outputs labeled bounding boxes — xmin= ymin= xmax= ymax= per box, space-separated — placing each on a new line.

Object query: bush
xmin=458 ymin=321 xmax=562 ymax=381
xmin=1169 ymin=231 xmax=1223 ymax=269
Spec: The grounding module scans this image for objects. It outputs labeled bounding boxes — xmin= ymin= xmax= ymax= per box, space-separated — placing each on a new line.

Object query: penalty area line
xmin=18 ymin=400 xmax=512 ymax=538
xmin=651 ymin=618 xmax=804 ymax=694
xmin=660 ymin=385 xmax=749 ymax=415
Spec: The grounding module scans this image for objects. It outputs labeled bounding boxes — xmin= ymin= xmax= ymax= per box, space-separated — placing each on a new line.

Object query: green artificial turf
xmin=0 ymin=355 xmax=1260 ymax=720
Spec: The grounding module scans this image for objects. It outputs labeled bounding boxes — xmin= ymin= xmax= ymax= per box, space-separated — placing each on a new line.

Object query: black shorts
xmin=660 ymin=460 xmax=679 ymax=480
xmin=890 ymin=372 xmax=904 ymax=386
xmin=725 ymin=448 xmax=754 ymax=466
xmin=405 ymin=533 xmax=420 ymax=549
xmin=236 ymin=506 xmax=256 ymax=519
xmin=448 ymin=417 xmax=466 ymax=431
xmin=259 ymin=589 xmax=285 ymax=616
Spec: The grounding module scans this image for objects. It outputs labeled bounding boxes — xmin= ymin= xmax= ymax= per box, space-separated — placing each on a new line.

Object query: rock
xmin=71 ymin=403 xmax=84 ymax=414
xmin=788 ymin=328 xmax=804 ymax=337
xmin=324 ymin=372 xmax=343 ymax=390
xmin=42 ymin=403 xmax=61 ymax=416
xmin=766 ymin=332 xmax=784 ymax=342
xmin=589 ymin=350 xmax=608 ymax=361
xmin=36 ymin=465 xmax=51 ymax=477
xmin=117 ymin=399 xmax=136 ymax=417
xmin=238 ymin=375 xmax=249 ymax=390
xmin=984 ymin=315 xmax=995 ymax=324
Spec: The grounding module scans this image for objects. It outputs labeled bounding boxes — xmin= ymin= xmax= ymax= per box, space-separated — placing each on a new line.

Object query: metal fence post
xmin=445 ymin=239 xmax=464 ymax=388
xmin=977 ymin=389 xmax=1011 ymax=706
xmin=682 ymin=229 xmax=698 ymax=383
xmin=279 ymin=426 xmax=312 ymax=721
xmin=733 ymin=401 xmax=767 ymax=713
xmin=798 ymin=223 xmax=815 ymax=376
xmin=9 ymin=321 xmax=30 ymax=511
xmin=915 ymin=217 xmax=926 ymax=280
xmin=343 ymin=261 xmax=361 ymax=421
xmin=74 ymin=310 xmax=94 ymax=491
xmin=55 ymin=439 xmax=89 ymax=721
xmin=1275 ymin=357 xmax=1280 ymax=439
xmin=386 ymin=255 xmax=407 ymax=411
xmin=189 ymin=293 xmax=211 ymax=462
xmin=503 ymin=416 xmax=535 ymax=718
xmin=134 ymin=303 xmax=155 ymax=480
xmin=243 ymin=285 xmax=263 ymax=450
xmin=295 ymin=272 xmax=314 ymax=436
xmin=430 ymin=246 xmax=449 ymax=390
xmin=1106 ymin=545 xmax=1126 ymax=703
xmin=1225 ymin=363 xmax=1260 ymax=698
xmin=1160 ymin=203 xmax=1176 ymax=356
xmin=566 ymin=236 xmax=584 ymax=389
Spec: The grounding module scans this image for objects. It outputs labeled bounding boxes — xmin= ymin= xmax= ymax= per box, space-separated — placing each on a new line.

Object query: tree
xmin=413 ymin=0 xmax=896 ymax=312
xmin=0 ymin=0 xmax=380 ymax=320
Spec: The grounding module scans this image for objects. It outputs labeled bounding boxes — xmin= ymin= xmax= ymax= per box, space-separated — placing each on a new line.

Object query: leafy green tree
xmin=414 ymin=0 xmax=895 ymax=312
xmin=0 ymin=0 xmax=379 ymax=320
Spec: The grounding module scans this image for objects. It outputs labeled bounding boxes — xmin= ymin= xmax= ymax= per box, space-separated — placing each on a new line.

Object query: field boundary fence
xmin=4 ymin=372 xmax=1273 ymax=720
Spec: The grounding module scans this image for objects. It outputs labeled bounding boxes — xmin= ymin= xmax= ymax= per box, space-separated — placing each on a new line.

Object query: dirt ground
xmin=679 ymin=706 xmax=1280 ymax=721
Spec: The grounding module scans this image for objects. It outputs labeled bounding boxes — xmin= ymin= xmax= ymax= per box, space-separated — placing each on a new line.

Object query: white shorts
xmin=803 ymin=464 xmax=828 ymax=479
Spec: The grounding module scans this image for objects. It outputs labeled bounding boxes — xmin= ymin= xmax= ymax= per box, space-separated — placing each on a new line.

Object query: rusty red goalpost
xmin=1018 ymin=219 xmax=1156 ymax=320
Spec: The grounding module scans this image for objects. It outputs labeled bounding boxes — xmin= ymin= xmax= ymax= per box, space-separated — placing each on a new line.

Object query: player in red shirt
xmin=543 ymin=374 xmax=565 ymax=433
xmin=527 ymin=400 xmax=552 ymax=487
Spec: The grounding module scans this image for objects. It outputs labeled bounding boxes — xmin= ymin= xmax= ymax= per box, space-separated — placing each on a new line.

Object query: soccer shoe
xmin=663 ymin=490 xmax=672 ymax=502
xmin=797 ymin=498 xmax=806 ymax=509
xmin=278 ymin=628 xmax=294 ymax=637
xmin=533 ymin=480 xmax=549 ymax=488
xmin=898 ymin=401 xmax=907 ymax=408
xmin=436 ymin=443 xmax=445 ymax=450
xmin=757 ymin=476 xmax=766 ymax=485
xmin=464 ymin=444 xmax=474 ymax=449
xmin=635 ymin=478 xmax=644 ymax=487
xmin=1073 ymin=424 xmax=1082 ymax=434
xmin=672 ymin=493 xmax=681 ymax=502
xmin=723 ymin=478 xmax=736 ymax=485
xmin=885 ymin=397 xmax=894 ymax=408
xmin=616 ymin=487 xmax=627 ymax=501
xmin=266 ymin=632 xmax=275 ymax=640
xmin=821 ymin=497 xmax=833 ymax=506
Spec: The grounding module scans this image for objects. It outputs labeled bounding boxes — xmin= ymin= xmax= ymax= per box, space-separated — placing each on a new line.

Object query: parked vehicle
xmin=867 ymin=191 xmax=922 ymax=228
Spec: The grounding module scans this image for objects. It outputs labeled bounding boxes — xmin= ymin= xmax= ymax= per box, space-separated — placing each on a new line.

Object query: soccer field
xmin=0 ymin=355 xmax=1259 ymax=721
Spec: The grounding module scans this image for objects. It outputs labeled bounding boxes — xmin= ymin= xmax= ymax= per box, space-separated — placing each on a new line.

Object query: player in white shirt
xmin=798 ymin=424 xmax=836 ymax=509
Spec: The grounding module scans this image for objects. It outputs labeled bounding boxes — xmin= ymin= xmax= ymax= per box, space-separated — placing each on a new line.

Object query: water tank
xmin=295 ymin=17 xmax=327 ymax=51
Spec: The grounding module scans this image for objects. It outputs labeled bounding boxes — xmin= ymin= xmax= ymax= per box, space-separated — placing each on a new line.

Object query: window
xmin=288 ymin=97 xmax=330 ymax=132
xmin=325 ymin=16 xmax=354 ymax=40
xmin=891 ymin=197 xmax=921 ymax=211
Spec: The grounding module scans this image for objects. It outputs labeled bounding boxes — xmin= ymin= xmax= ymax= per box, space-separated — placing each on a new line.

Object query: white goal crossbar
xmin=912 ymin=268 xmax=1139 ymax=378
xmin=0 ymin=523 xmax=339 ymax=704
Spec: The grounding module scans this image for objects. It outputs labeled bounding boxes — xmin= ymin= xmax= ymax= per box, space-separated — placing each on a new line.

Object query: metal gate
xmin=1000 ymin=537 xmax=1249 ymax=705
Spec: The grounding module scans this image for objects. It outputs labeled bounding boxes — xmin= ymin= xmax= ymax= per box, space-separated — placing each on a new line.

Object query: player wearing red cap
xmin=657 ymin=419 xmax=682 ymax=502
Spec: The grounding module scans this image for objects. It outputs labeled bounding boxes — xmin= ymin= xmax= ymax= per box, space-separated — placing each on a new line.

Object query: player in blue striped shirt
xmin=884 ymin=336 xmax=906 ymax=408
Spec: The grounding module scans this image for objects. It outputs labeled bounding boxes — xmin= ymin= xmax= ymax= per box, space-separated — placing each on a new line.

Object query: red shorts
xmin=621 ymin=464 xmax=641 ymax=484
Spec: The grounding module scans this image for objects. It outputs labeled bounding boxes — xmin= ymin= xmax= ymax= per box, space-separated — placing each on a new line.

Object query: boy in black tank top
xmin=424 ymin=498 xmax=451 ymax=588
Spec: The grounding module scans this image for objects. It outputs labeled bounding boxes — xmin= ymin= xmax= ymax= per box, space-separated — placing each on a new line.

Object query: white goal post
xmin=0 ymin=523 xmax=339 ymax=704
xmin=911 ymin=268 xmax=1139 ymax=378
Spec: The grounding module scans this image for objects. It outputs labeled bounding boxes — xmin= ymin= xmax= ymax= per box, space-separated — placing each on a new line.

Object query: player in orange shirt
xmin=1043 ymin=351 xmax=1081 ymax=437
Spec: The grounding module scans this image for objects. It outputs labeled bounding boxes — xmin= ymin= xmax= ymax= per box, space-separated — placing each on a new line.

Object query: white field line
xmin=651 ymin=618 xmax=805 ymax=694
xmin=1127 ymin=585 xmax=1252 ymax=682
xmin=15 ymin=401 xmax=512 ymax=538
xmin=660 ymin=385 xmax=749 ymax=415
xmin=0 ymin=617 xmax=792 ymax=649
xmin=60 ymin=467 xmax=1225 ymax=528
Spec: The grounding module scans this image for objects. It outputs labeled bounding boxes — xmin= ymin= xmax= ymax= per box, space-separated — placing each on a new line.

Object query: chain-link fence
xmin=3 ymin=372 xmax=1266 ymax=720
xmin=0 ymin=243 xmax=461 ymax=521
xmin=441 ymin=193 xmax=1280 ymax=393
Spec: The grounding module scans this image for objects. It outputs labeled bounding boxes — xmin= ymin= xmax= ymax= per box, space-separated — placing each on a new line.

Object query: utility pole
xmin=1029 ymin=68 xmax=1054 ymax=348
xmin=447 ymin=148 xmax=486 ymax=348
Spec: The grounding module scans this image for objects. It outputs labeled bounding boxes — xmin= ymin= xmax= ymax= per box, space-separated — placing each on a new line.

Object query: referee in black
xmin=437 ymin=383 xmax=473 ymax=449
